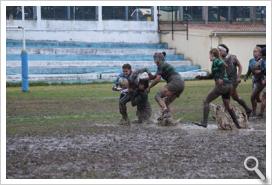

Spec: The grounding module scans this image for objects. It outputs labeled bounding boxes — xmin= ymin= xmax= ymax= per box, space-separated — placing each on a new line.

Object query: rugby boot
xmin=193 ymin=121 xmax=207 ymax=128
xmin=119 ymin=117 xmax=130 ymax=126
xmin=228 ymin=109 xmax=241 ymax=129
xmin=246 ymin=109 xmax=252 ymax=118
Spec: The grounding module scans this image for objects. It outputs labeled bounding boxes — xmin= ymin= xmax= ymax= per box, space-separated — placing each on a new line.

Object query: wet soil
xmin=6 ymin=119 xmax=266 ymax=179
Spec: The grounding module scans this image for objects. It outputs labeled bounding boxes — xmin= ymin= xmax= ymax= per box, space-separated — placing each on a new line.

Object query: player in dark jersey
xmin=218 ymin=44 xmax=252 ymax=117
xmin=112 ymin=64 xmax=132 ymax=125
xmin=119 ymin=68 xmax=153 ymax=125
xmin=147 ymin=52 xmax=185 ymax=124
xmin=259 ymin=47 xmax=266 ymax=118
xmin=194 ymin=48 xmax=240 ymax=128
xmin=131 ymin=75 xmax=152 ymax=123
xmin=244 ymin=46 xmax=266 ymax=117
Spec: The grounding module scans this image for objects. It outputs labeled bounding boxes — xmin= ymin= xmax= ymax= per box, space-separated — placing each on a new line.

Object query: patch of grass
xmin=7 ymin=80 xmax=253 ymax=136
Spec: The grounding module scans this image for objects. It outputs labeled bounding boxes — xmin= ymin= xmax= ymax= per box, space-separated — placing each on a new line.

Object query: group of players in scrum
xmin=112 ymin=44 xmax=266 ymax=128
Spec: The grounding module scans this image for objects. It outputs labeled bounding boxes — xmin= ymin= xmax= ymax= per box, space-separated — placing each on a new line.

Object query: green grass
xmin=7 ymin=80 xmax=253 ymax=136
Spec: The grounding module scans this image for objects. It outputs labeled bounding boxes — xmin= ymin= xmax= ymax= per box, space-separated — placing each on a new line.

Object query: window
xmin=73 ymin=6 xmax=97 ymax=20
xmin=231 ymin=6 xmax=251 ymax=22
xmin=24 ymin=6 xmax=37 ymax=20
xmin=6 ymin=6 xmax=22 ymax=20
xmin=128 ymin=6 xmax=153 ymax=21
xmin=41 ymin=6 xmax=97 ymax=20
xmin=102 ymin=6 xmax=126 ymax=20
xmin=208 ymin=6 xmax=229 ymax=22
xmin=256 ymin=6 xmax=265 ymax=21
xmin=41 ymin=6 xmax=69 ymax=20
xmin=183 ymin=7 xmax=203 ymax=22
xmin=159 ymin=7 xmax=180 ymax=22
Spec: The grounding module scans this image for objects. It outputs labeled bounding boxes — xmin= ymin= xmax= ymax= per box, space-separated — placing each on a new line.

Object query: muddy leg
xmin=137 ymin=101 xmax=152 ymax=123
xmin=231 ymin=87 xmax=252 ymax=116
xmin=251 ymin=83 xmax=264 ymax=116
xmin=223 ymin=98 xmax=241 ymax=129
xmin=165 ymin=94 xmax=177 ymax=113
xmin=251 ymin=86 xmax=258 ymax=116
xmin=259 ymin=91 xmax=266 ymax=117
xmin=202 ymin=88 xmax=221 ymax=126
xmin=119 ymin=93 xmax=131 ymax=124
xmin=155 ymin=87 xmax=168 ymax=112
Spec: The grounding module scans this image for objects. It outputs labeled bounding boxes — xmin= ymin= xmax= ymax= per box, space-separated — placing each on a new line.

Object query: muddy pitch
xmin=6 ymin=119 xmax=266 ymax=179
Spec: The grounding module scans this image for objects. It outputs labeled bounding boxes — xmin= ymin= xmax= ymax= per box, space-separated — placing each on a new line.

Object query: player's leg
xmin=155 ymin=87 xmax=168 ymax=113
xmin=251 ymin=83 xmax=258 ymax=116
xmin=137 ymin=101 xmax=152 ymax=123
xmin=203 ymin=88 xmax=221 ymax=125
xmin=165 ymin=94 xmax=177 ymax=113
xmin=251 ymin=83 xmax=265 ymax=116
xmin=222 ymin=97 xmax=241 ymax=129
xmin=164 ymin=78 xmax=184 ymax=117
xmin=194 ymin=87 xmax=220 ymax=128
xmin=119 ymin=93 xmax=131 ymax=124
xmin=231 ymin=85 xmax=252 ymax=117
xmin=258 ymin=88 xmax=266 ymax=117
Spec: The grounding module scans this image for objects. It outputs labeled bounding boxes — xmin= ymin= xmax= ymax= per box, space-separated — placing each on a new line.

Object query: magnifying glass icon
xmin=244 ymin=156 xmax=265 ymax=181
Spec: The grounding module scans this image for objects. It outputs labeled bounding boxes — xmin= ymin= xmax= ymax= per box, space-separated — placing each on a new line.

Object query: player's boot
xmin=162 ymin=108 xmax=171 ymax=119
xmin=251 ymin=111 xmax=257 ymax=118
xmin=164 ymin=117 xmax=176 ymax=126
xmin=193 ymin=122 xmax=207 ymax=128
xmin=132 ymin=119 xmax=142 ymax=124
xmin=228 ymin=109 xmax=241 ymax=129
xmin=246 ymin=109 xmax=252 ymax=118
xmin=119 ymin=117 xmax=130 ymax=126
xmin=257 ymin=113 xmax=264 ymax=118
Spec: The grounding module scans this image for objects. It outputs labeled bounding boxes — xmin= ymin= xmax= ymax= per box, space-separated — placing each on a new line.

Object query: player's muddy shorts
xmin=232 ymin=81 xmax=239 ymax=89
xmin=165 ymin=75 xmax=185 ymax=97
xmin=208 ymin=83 xmax=232 ymax=100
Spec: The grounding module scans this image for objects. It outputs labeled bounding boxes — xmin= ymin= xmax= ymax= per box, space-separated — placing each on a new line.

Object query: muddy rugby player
xmin=218 ymin=44 xmax=252 ymax=117
xmin=113 ymin=64 xmax=153 ymax=125
xmin=244 ymin=46 xmax=266 ymax=117
xmin=131 ymin=73 xmax=152 ymax=124
xmin=113 ymin=48 xmax=265 ymax=128
xmin=194 ymin=48 xmax=241 ymax=128
xmin=147 ymin=52 xmax=185 ymax=125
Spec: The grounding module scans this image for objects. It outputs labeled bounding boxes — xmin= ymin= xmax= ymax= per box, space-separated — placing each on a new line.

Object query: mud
xmin=6 ymin=119 xmax=266 ymax=179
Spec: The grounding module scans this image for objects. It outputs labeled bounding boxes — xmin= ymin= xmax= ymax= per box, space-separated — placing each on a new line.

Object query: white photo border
xmin=1 ymin=1 xmax=271 ymax=184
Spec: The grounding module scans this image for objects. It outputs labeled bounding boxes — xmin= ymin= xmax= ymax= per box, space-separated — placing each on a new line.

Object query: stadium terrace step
xmin=7 ymin=48 xmax=176 ymax=56
xmin=7 ymin=39 xmax=169 ymax=49
xmin=6 ymin=54 xmax=185 ymax=61
xmin=6 ymin=39 xmax=207 ymax=83
xmin=7 ymin=65 xmax=200 ymax=75
xmin=7 ymin=60 xmax=192 ymax=68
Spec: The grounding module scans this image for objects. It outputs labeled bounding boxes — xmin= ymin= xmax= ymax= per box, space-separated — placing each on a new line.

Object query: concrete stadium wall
xmin=6 ymin=20 xmax=159 ymax=43
xmin=160 ymin=30 xmax=266 ymax=74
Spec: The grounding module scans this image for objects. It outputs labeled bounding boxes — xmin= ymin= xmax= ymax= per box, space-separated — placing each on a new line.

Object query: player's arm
xmin=235 ymin=57 xmax=242 ymax=83
xmin=195 ymin=73 xmax=212 ymax=80
xmin=112 ymin=75 xmax=121 ymax=91
xmin=244 ymin=61 xmax=252 ymax=81
xmin=261 ymin=60 xmax=266 ymax=76
xmin=148 ymin=75 xmax=161 ymax=92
